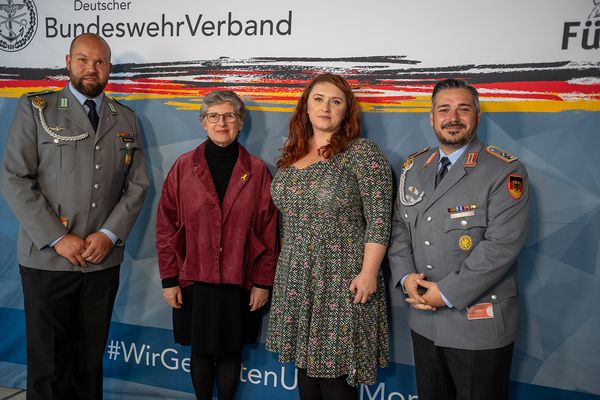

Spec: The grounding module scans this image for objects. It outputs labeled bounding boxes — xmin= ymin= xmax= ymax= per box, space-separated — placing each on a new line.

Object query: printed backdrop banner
xmin=1 ymin=0 xmax=599 ymax=399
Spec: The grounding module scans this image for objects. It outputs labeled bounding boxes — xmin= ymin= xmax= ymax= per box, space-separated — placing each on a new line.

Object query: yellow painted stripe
xmin=1 ymin=87 xmax=598 ymax=112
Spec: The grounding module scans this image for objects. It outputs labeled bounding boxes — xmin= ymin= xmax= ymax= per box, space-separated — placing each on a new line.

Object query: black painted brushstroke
xmin=1 ymin=56 xmax=598 ymax=90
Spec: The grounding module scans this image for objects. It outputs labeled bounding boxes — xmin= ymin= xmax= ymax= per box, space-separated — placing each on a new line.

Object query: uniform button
xmin=491 ymin=294 xmax=498 ymax=301
xmin=95 ymin=164 xmax=101 ymax=170
xmin=94 ymin=183 xmax=100 ymax=189
xmin=426 ymin=216 xmax=432 ymax=222
xmin=404 ymin=213 xmax=408 ymax=219
xmin=91 ymin=202 xmax=97 ymax=208
xmin=126 ymin=142 xmax=131 ymax=149
xmin=426 ymin=264 xmax=433 ymax=270
xmin=424 ymin=240 xmax=431 ymax=246
xmin=219 ymin=247 xmax=223 ymax=253
xmin=53 ymin=138 xmax=59 ymax=144
xmin=95 ymin=145 xmax=101 ymax=151
xmin=461 ymin=220 xmax=468 ymax=226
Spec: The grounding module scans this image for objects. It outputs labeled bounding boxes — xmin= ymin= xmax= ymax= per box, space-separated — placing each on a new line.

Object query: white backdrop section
xmin=2 ymin=0 xmax=596 ymax=68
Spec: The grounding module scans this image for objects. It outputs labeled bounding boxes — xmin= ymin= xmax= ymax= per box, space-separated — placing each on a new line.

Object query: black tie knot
xmin=435 ymin=156 xmax=451 ymax=188
xmin=85 ymin=99 xmax=99 ymax=132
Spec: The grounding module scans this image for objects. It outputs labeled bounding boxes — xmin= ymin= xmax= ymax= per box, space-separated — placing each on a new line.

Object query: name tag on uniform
xmin=450 ymin=210 xmax=475 ymax=219
xmin=466 ymin=303 xmax=494 ymax=320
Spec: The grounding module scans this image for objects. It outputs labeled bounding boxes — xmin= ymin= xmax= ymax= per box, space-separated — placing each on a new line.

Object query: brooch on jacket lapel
xmin=31 ymin=95 xmax=88 ymax=143
xmin=241 ymin=173 xmax=248 ymax=181
xmin=399 ymin=147 xmax=429 ymax=206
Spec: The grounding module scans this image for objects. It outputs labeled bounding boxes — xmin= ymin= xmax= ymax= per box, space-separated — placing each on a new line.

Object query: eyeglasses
xmin=204 ymin=112 xmax=238 ymax=124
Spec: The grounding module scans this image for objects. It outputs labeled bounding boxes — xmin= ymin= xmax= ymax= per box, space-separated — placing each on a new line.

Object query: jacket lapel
xmin=95 ymin=97 xmax=117 ymax=144
xmin=418 ymin=149 xmax=438 ymax=206
xmin=421 ymin=139 xmax=483 ymax=213
xmin=221 ymin=145 xmax=251 ymax=224
xmin=192 ymin=142 xmax=221 ymax=214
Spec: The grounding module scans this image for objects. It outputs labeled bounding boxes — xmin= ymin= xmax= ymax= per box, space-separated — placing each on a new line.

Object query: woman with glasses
xmin=155 ymin=90 xmax=278 ymax=400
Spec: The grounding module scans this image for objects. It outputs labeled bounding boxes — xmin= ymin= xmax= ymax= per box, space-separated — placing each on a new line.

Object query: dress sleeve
xmin=348 ymin=139 xmax=393 ymax=246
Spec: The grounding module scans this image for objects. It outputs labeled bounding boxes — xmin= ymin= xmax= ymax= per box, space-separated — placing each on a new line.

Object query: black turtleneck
xmin=205 ymin=139 xmax=239 ymax=205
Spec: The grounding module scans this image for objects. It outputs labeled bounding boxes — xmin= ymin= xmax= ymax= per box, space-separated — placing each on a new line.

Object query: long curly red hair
xmin=277 ymin=73 xmax=361 ymax=168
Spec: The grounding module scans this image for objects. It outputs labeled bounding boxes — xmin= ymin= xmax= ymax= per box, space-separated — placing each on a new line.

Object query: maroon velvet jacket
xmin=156 ymin=141 xmax=278 ymax=289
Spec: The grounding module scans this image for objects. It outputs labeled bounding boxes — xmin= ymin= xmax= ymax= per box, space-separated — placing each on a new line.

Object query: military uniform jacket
xmin=1 ymin=85 xmax=149 ymax=272
xmin=388 ymin=138 xmax=529 ymax=350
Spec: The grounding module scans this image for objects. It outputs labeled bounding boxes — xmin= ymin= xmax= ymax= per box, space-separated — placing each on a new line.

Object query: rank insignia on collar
xmin=108 ymin=103 xmax=117 ymax=114
xmin=59 ymin=98 xmax=68 ymax=109
xmin=465 ymin=152 xmax=478 ymax=167
xmin=423 ymin=152 xmax=437 ymax=167
xmin=507 ymin=174 xmax=525 ymax=199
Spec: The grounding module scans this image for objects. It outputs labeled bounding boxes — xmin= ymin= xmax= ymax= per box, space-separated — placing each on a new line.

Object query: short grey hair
xmin=200 ymin=90 xmax=246 ymax=121
xmin=431 ymin=79 xmax=480 ymax=112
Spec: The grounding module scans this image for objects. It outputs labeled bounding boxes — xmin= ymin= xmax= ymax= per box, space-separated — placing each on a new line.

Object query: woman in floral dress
xmin=266 ymin=73 xmax=392 ymax=399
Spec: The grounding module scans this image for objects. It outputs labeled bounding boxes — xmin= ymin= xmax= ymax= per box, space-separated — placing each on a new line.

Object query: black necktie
xmin=84 ymin=99 xmax=99 ymax=132
xmin=435 ymin=156 xmax=451 ymax=188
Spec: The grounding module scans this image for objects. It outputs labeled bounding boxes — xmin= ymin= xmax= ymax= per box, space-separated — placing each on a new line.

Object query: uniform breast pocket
xmin=116 ymin=140 xmax=140 ymax=172
xmin=443 ymin=212 xmax=487 ymax=255
xmin=40 ymin=137 xmax=77 ymax=172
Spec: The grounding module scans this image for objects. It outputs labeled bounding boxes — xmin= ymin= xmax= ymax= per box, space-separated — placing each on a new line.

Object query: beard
xmin=435 ymin=121 xmax=477 ymax=148
xmin=70 ymin=74 xmax=107 ymax=98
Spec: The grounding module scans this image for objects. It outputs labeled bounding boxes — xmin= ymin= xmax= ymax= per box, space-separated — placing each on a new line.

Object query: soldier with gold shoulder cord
xmin=1 ymin=33 xmax=149 ymax=400
xmin=388 ymin=78 xmax=529 ymax=400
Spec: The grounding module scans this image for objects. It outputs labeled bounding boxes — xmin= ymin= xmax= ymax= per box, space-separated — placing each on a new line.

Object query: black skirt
xmin=172 ymin=282 xmax=261 ymax=353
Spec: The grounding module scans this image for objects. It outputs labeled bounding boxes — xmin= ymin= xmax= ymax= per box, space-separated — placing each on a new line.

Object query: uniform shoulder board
xmin=109 ymin=96 xmax=134 ymax=112
xmin=485 ymin=145 xmax=518 ymax=163
xmin=402 ymin=147 xmax=431 ymax=169
xmin=26 ymin=89 xmax=54 ymax=97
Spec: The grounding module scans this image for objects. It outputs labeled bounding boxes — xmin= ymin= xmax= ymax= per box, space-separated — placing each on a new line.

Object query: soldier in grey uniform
xmin=388 ymin=79 xmax=529 ymax=400
xmin=1 ymin=33 xmax=149 ymax=399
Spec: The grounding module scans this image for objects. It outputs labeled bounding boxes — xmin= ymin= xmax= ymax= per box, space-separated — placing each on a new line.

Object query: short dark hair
xmin=431 ymin=79 xmax=479 ymax=111
xmin=200 ymin=90 xmax=246 ymax=121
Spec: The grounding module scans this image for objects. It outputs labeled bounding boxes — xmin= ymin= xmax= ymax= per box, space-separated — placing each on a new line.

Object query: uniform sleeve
xmin=155 ymin=164 xmax=183 ymax=282
xmin=350 ymin=139 xmax=393 ymax=246
xmin=1 ymin=95 xmax=68 ymax=248
xmin=438 ymin=161 xmax=530 ymax=310
xmin=249 ymin=164 xmax=279 ymax=287
xmin=387 ymin=183 xmax=417 ymax=287
xmin=101 ymin=114 xmax=149 ymax=243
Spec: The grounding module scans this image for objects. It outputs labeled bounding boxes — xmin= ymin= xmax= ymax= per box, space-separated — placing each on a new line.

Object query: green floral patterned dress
xmin=266 ymin=138 xmax=392 ymax=385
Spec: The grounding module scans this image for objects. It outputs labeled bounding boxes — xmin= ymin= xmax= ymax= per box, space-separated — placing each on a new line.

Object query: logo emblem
xmin=590 ymin=0 xmax=600 ymax=20
xmin=458 ymin=235 xmax=472 ymax=251
xmin=507 ymin=174 xmax=525 ymax=200
xmin=0 ymin=0 xmax=38 ymax=52
xmin=562 ymin=0 xmax=600 ymax=50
